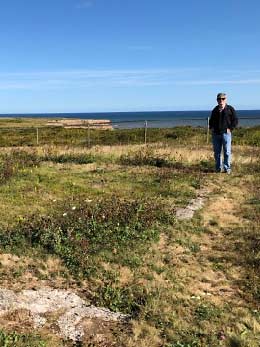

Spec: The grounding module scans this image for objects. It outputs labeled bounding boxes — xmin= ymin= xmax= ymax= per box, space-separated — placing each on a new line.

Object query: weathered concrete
xmin=175 ymin=188 xmax=209 ymax=220
xmin=0 ymin=288 xmax=128 ymax=341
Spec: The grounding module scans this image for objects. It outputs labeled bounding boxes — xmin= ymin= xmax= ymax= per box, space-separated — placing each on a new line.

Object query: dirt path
xmin=192 ymin=176 xmax=247 ymax=303
xmin=149 ymin=172 xmax=260 ymax=346
xmin=174 ymin=174 xmax=252 ymax=305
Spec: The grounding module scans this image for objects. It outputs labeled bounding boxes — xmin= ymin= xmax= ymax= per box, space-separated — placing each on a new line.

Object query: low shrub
xmin=119 ymin=148 xmax=175 ymax=168
xmin=233 ymin=126 xmax=260 ymax=146
xmin=0 ymin=196 xmax=171 ymax=314
xmin=0 ymin=329 xmax=46 ymax=347
xmin=0 ymin=150 xmax=40 ymax=184
xmin=119 ymin=148 xmax=215 ymax=176
xmin=93 ymin=282 xmax=148 ymax=315
xmin=42 ymin=153 xmax=95 ymax=164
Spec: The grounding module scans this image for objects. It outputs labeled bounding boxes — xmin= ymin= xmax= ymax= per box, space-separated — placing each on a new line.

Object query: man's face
xmin=217 ymin=96 xmax=227 ymax=108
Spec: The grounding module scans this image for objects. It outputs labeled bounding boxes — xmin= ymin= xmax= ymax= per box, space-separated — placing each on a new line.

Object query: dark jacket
xmin=209 ymin=104 xmax=238 ymax=134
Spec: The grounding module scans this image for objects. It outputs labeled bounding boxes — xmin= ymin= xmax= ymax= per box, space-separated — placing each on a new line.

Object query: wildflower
xmin=63 ymin=212 xmax=67 ymax=217
xmin=191 ymin=295 xmax=201 ymax=300
xmin=85 ymin=199 xmax=93 ymax=203
xmin=201 ymin=292 xmax=211 ymax=296
xmin=72 ymin=206 xmax=76 ymax=210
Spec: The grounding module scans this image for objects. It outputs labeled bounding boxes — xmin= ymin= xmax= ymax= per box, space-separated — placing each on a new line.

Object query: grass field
xmin=0 ymin=122 xmax=259 ymax=347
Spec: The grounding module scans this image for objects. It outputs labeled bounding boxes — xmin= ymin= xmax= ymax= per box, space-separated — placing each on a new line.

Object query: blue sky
xmin=0 ymin=0 xmax=260 ymax=113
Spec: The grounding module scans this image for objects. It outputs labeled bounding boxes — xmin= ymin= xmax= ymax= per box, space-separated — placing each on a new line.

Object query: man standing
xmin=209 ymin=93 xmax=238 ymax=174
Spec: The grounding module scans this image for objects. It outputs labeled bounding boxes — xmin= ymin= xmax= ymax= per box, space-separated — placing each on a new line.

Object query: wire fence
xmin=0 ymin=116 xmax=259 ymax=147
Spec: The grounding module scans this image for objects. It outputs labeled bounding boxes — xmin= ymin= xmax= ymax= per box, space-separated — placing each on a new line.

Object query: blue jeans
xmin=212 ymin=132 xmax=232 ymax=172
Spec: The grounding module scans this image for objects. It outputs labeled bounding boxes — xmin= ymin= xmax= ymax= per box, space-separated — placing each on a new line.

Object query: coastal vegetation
xmin=0 ymin=119 xmax=259 ymax=346
xmin=0 ymin=117 xmax=259 ymax=147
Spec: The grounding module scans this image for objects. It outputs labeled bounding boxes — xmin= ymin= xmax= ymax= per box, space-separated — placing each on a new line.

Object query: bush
xmin=0 ymin=329 xmax=46 ymax=347
xmin=119 ymin=148 xmax=175 ymax=168
xmin=233 ymin=126 xmax=260 ymax=146
xmin=0 ymin=196 xmax=172 ymax=314
xmin=42 ymin=153 xmax=95 ymax=164
xmin=0 ymin=150 xmax=40 ymax=184
xmin=1 ymin=197 xmax=165 ymax=275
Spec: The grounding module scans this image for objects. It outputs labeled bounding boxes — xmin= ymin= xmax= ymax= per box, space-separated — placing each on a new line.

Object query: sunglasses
xmin=217 ymin=98 xmax=226 ymax=101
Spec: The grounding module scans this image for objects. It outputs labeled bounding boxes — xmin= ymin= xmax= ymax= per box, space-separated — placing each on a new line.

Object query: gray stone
xmin=175 ymin=188 xmax=208 ymax=220
xmin=0 ymin=288 xmax=128 ymax=342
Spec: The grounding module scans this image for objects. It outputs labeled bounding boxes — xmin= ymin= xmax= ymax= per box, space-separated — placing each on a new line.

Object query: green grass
xmin=0 ymin=329 xmax=47 ymax=347
xmin=0 ymin=148 xmax=203 ymax=227
xmin=0 ymin=121 xmax=259 ymax=147
xmin=0 ymin=195 xmax=168 ymax=315
xmin=0 ymin=126 xmax=259 ymax=347
xmin=233 ymin=126 xmax=260 ymax=146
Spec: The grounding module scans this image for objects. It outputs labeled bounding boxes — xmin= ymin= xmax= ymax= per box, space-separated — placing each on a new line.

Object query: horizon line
xmin=1 ymin=108 xmax=260 ymax=116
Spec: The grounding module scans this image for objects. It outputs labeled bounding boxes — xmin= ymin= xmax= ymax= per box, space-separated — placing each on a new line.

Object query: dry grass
xmin=0 ymin=252 xmax=72 ymax=291
xmin=0 ymin=139 xmax=259 ymax=346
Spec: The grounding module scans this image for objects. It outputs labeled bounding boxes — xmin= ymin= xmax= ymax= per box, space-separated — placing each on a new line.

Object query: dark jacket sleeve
xmin=229 ymin=105 xmax=238 ymax=130
xmin=209 ymin=107 xmax=217 ymax=129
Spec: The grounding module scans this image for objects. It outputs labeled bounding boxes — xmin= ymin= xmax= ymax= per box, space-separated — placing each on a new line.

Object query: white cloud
xmin=1 ymin=68 xmax=260 ymax=90
xmin=175 ymin=79 xmax=260 ymax=86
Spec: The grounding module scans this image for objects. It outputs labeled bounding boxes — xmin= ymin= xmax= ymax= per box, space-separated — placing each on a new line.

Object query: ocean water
xmin=0 ymin=110 xmax=260 ymax=129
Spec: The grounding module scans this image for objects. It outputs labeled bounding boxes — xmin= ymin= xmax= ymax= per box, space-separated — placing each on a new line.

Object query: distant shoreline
xmin=0 ymin=110 xmax=259 ymax=129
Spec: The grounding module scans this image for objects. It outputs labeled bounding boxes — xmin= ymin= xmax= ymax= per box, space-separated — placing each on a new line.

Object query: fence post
xmin=87 ymin=122 xmax=91 ymax=147
xmin=144 ymin=120 xmax=148 ymax=144
xmin=36 ymin=127 xmax=39 ymax=145
xmin=206 ymin=117 xmax=210 ymax=144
